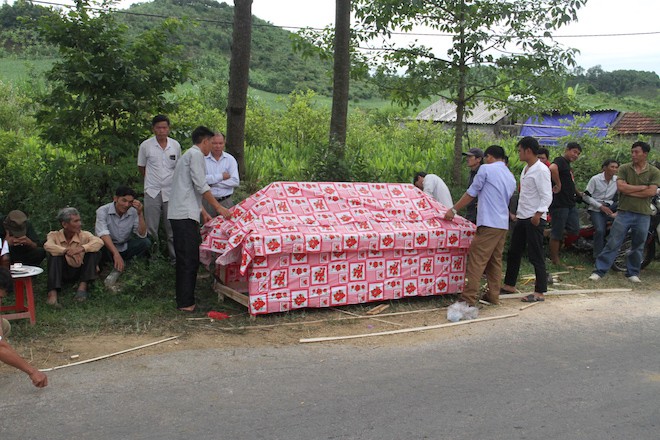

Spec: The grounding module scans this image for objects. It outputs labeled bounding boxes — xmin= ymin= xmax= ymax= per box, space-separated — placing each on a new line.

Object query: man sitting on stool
xmin=203 ymin=132 xmax=239 ymax=218
xmin=95 ymin=186 xmax=151 ymax=287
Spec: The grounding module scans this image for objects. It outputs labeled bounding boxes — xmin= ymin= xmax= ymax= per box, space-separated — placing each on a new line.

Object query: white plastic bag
xmin=447 ymin=301 xmax=479 ymax=322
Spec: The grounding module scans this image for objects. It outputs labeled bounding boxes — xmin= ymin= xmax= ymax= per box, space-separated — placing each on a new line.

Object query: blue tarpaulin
xmin=520 ymin=111 xmax=619 ymax=146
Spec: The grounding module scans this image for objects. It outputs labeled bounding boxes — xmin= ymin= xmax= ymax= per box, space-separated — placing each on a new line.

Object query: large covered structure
xmin=201 ymin=182 xmax=475 ymax=315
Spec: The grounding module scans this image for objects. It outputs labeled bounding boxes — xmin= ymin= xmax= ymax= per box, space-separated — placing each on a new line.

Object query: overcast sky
xmin=111 ymin=0 xmax=657 ymax=74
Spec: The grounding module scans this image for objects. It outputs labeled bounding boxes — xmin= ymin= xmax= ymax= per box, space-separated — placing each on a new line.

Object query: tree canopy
xmin=349 ymin=0 xmax=588 ymax=183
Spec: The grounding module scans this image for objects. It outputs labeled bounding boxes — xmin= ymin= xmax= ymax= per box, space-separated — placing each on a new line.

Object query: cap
xmin=462 ymin=148 xmax=484 ymax=158
xmin=3 ymin=210 xmax=28 ymax=237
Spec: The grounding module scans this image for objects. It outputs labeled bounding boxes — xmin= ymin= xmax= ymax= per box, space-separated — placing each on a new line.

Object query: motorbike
xmin=563 ymin=195 xmax=660 ymax=272
xmin=612 ymin=194 xmax=660 ymax=272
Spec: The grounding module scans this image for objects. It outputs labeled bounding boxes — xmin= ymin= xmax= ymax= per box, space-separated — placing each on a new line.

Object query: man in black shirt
xmin=548 ymin=142 xmax=582 ymax=265
xmin=462 ymin=148 xmax=483 ymax=223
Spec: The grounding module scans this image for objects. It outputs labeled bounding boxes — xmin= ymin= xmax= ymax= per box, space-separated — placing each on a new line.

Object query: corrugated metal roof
xmin=416 ymin=98 xmax=508 ymax=125
xmin=612 ymin=112 xmax=660 ymax=134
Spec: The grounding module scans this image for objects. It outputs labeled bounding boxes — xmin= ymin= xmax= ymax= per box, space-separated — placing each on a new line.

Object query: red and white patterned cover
xmin=200 ymin=182 xmax=475 ymax=315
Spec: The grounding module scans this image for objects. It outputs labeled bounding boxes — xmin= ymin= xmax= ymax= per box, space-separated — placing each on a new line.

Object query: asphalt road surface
xmin=1 ymin=294 xmax=658 ymax=440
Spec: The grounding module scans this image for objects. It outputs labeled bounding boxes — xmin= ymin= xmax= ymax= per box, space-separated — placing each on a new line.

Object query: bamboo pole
xmin=500 ymin=288 xmax=631 ymax=299
xmin=39 ymin=336 xmax=179 ymax=372
xmin=300 ymin=313 xmax=518 ymax=343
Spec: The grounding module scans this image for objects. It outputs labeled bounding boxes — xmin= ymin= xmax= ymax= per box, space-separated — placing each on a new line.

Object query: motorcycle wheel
xmin=612 ymin=234 xmax=655 ymax=272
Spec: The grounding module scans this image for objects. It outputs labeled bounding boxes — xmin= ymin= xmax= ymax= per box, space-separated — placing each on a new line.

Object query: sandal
xmin=521 ymin=294 xmax=545 ymax=302
xmin=500 ymin=288 xmax=517 ymax=295
xmin=73 ymin=290 xmax=89 ymax=302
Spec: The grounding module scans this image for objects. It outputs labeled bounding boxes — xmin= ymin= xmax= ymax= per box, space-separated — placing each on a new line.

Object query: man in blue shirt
xmin=445 ymin=145 xmax=516 ymax=305
xmin=95 ymin=186 xmax=151 ymax=287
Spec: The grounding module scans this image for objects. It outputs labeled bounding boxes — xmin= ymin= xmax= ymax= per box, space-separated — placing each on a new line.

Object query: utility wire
xmin=28 ymin=1 xmax=660 ymax=39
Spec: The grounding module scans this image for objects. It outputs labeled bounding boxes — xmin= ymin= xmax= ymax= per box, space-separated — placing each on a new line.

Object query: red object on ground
xmin=207 ymin=311 xmax=230 ymax=320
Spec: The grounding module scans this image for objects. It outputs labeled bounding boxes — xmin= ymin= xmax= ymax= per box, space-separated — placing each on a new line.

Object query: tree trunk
xmin=226 ymin=0 xmax=253 ymax=178
xmin=452 ymin=0 xmax=467 ymax=186
xmin=329 ymin=0 xmax=351 ymax=154
xmin=453 ymin=95 xmax=466 ymax=186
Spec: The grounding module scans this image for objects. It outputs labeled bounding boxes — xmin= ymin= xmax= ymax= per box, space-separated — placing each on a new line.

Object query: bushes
xmin=0 ymin=84 xmax=654 ymax=235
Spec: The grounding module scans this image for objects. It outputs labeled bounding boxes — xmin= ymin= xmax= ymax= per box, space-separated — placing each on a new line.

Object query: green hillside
xmin=0 ymin=0 xmax=377 ymax=100
xmin=0 ymin=0 xmax=658 ymax=114
xmin=118 ymin=0 xmax=377 ymax=99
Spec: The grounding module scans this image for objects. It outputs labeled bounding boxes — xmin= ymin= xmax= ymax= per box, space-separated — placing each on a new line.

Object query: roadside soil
xmin=2 ymin=287 xmax=657 ymax=374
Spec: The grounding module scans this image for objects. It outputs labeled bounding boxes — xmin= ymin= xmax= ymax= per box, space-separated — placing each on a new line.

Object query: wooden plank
xmin=366 ymin=304 xmax=390 ymax=315
xmin=39 ymin=336 xmax=179 ymax=372
xmin=500 ymin=288 xmax=631 ymax=300
xmin=206 ymin=307 xmax=446 ymax=331
xmin=213 ymin=281 xmax=249 ymax=307
xmin=331 ymin=307 xmax=403 ymax=327
xmin=300 ymin=314 xmax=519 ymax=343
xmin=521 ymin=271 xmax=569 ymax=279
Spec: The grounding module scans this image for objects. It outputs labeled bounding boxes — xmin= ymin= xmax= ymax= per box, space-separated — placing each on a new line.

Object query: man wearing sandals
xmin=44 ymin=208 xmax=104 ymax=306
xmin=501 ymin=137 xmax=553 ymax=303
xmin=445 ymin=145 xmax=516 ymax=306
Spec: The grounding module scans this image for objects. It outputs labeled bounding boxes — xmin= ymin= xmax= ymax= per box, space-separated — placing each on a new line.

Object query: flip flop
xmin=500 ymin=288 xmax=517 ymax=295
xmin=521 ymin=294 xmax=545 ymax=302
xmin=73 ymin=290 xmax=88 ymax=302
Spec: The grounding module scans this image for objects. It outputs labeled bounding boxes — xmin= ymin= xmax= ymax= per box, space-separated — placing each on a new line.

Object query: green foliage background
xmin=0 ymin=0 xmax=657 ymax=239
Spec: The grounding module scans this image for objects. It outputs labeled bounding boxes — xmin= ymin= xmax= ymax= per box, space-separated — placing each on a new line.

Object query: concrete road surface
xmin=1 ymin=293 xmax=658 ymax=440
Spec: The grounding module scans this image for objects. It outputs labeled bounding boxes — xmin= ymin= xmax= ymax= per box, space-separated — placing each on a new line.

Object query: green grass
xmin=6 ymin=245 xmax=658 ymax=344
xmin=5 ymin=258 xmax=244 ymax=342
xmin=0 ymin=57 xmax=54 ymax=84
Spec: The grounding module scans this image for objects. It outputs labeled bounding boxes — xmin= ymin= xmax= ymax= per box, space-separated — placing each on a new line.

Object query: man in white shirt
xmin=501 ymin=136 xmax=553 ymax=302
xmin=168 ymin=126 xmax=231 ymax=313
xmin=582 ymin=159 xmax=619 ymax=259
xmin=413 ymin=172 xmax=453 ymax=208
xmin=1 ymin=235 xmax=8 ymax=268
xmin=137 ymin=115 xmax=181 ymax=264
xmin=203 ymin=132 xmax=240 ymax=218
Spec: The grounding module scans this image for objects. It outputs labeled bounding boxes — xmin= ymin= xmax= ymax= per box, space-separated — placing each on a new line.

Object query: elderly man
xmin=445 ymin=145 xmax=516 ymax=306
xmin=1 ymin=210 xmax=46 ymax=266
xmin=461 ymin=147 xmax=483 ymax=223
xmin=413 ymin=172 xmax=453 ymax=208
xmin=168 ymin=126 xmax=231 ymax=313
xmin=137 ymin=114 xmax=181 ymax=264
xmin=203 ymin=132 xmax=240 ymax=218
xmin=0 ymin=267 xmax=48 ymax=387
xmin=589 ymin=142 xmax=660 ymax=283
xmin=44 ymin=208 xmax=103 ymax=305
xmin=95 ymin=186 xmax=151 ymax=287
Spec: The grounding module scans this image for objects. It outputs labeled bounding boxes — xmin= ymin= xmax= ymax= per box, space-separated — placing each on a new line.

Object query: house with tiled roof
xmin=415 ymin=98 xmax=515 ymax=137
xmin=611 ymin=112 xmax=660 ymax=148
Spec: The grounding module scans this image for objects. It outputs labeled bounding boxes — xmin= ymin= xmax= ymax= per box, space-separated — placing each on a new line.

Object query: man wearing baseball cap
xmin=462 ymin=148 xmax=484 ymax=223
xmin=1 ymin=210 xmax=46 ymax=267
